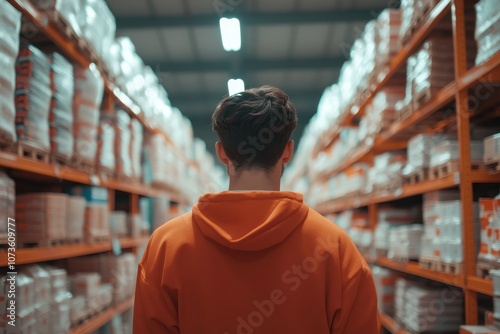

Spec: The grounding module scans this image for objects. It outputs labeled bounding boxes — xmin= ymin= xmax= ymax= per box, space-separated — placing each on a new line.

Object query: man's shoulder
xmin=149 ymin=212 xmax=195 ymax=246
xmin=303 ymin=207 xmax=350 ymax=238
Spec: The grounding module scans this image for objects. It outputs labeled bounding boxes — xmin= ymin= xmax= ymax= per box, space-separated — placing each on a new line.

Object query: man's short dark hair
xmin=212 ymin=85 xmax=298 ymax=171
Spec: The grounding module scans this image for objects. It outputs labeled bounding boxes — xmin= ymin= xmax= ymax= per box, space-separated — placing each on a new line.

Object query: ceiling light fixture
xmin=227 ymin=78 xmax=245 ymax=95
xmin=219 ymin=18 xmax=241 ymax=52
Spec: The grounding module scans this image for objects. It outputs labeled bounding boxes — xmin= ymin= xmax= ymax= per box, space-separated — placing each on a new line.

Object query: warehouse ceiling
xmin=106 ymin=0 xmax=391 ymax=153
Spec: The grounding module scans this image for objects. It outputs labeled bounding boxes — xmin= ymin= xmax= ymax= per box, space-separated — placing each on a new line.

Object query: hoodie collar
xmin=192 ymin=191 xmax=309 ymax=251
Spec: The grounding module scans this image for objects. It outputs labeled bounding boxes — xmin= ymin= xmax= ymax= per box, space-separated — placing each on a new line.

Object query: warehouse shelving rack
xmin=310 ymin=0 xmax=500 ymax=331
xmin=0 ymin=0 xmax=202 ymax=331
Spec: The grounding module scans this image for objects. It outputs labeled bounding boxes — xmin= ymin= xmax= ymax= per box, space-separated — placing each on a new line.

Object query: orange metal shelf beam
xmin=0 ymin=151 xmax=188 ymax=203
xmin=317 ymin=0 xmax=452 ymax=155
xmin=381 ymin=313 xmax=408 ymax=334
xmin=70 ymin=298 xmax=134 ymax=334
xmin=0 ymin=237 xmax=148 ymax=267
xmin=377 ymin=257 xmax=465 ymax=287
xmin=456 ymin=51 xmax=500 ymax=91
xmin=316 ymin=174 xmax=458 ymax=214
xmin=467 ymin=276 xmax=493 ymax=296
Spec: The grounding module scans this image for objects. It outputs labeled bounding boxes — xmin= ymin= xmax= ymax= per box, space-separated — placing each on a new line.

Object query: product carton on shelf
xmin=372 ymin=266 xmax=400 ymax=316
xmin=16 ymin=193 xmax=68 ymax=246
xmin=48 ymin=53 xmax=74 ymax=161
xmin=110 ymin=211 xmax=128 ymax=237
xmin=429 ymin=140 xmax=485 ymax=168
xmin=0 ymin=172 xmax=15 ymax=239
xmin=0 ymin=274 xmax=36 ymax=333
xmin=15 ymin=45 xmax=52 ymax=152
xmin=484 ymin=133 xmax=500 ymax=166
xmin=42 ymin=266 xmax=68 ymax=299
xmin=479 ymin=197 xmax=500 ymax=265
xmin=73 ymin=64 xmax=103 ymax=166
xmin=70 ymin=272 xmax=101 ymax=311
xmin=114 ymin=110 xmax=133 ymax=179
xmin=69 ymin=295 xmax=86 ymax=325
xmin=66 ymin=196 xmax=86 ymax=242
xmin=0 ymin=0 xmax=21 ymax=145
xmin=475 ymin=0 xmax=500 ymax=65
xmin=49 ymin=292 xmax=71 ymax=334
xmin=97 ymin=115 xmax=116 ymax=173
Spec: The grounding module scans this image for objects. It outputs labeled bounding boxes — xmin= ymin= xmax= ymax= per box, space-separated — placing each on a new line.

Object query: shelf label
xmin=112 ymin=237 xmax=122 ymax=256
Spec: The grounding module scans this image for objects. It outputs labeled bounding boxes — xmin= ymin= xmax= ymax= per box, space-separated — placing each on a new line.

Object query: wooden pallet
xmin=21 ymin=238 xmax=65 ymax=248
xmin=70 ymin=156 xmax=95 ymax=174
xmin=373 ymin=181 xmax=403 ymax=196
xmin=398 ymin=102 xmax=413 ymax=120
xmin=419 ymin=255 xmax=441 ymax=271
xmin=86 ymin=235 xmax=111 ymax=244
xmin=64 ymin=238 xmax=83 ymax=245
xmin=429 ymin=160 xmax=485 ymax=180
xmin=476 ymin=260 xmax=500 ymax=279
xmin=485 ymin=160 xmax=500 ymax=173
xmin=390 ymin=255 xmax=411 ymax=264
xmin=116 ymin=173 xmax=139 ymax=184
xmin=404 ymin=168 xmax=429 ymax=185
xmin=412 ymin=85 xmax=442 ymax=110
xmin=46 ymin=10 xmax=77 ymax=40
xmin=419 ymin=256 xmax=464 ymax=274
xmin=14 ymin=140 xmax=50 ymax=163
xmin=50 ymin=152 xmax=71 ymax=165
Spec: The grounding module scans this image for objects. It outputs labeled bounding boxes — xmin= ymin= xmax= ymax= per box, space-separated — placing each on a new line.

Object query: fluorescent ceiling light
xmin=219 ymin=18 xmax=241 ymax=51
xmin=227 ymin=78 xmax=245 ymax=95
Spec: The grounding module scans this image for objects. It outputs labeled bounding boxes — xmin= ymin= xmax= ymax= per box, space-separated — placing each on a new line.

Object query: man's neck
xmin=228 ymin=168 xmax=281 ymax=191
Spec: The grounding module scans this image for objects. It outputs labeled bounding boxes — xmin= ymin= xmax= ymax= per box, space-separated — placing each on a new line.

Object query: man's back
xmin=134 ymin=191 xmax=380 ymax=333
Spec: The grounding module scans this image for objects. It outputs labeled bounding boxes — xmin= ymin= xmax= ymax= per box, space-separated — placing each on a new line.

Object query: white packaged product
xmin=50 ymin=292 xmax=72 ymax=333
xmin=66 ymin=196 xmax=86 ymax=241
xmin=73 ymin=64 xmax=103 ymax=163
xmin=110 ymin=211 xmax=128 ymax=237
xmin=115 ymin=110 xmax=132 ymax=178
xmin=41 ymin=266 xmax=68 ymax=299
xmin=0 ymin=0 xmax=21 ymax=144
xmin=0 ymin=172 xmax=15 ymax=235
xmin=97 ymin=117 xmax=116 ymax=172
xmin=484 ymin=133 xmax=500 ymax=164
xmin=30 ymin=0 xmax=81 ymax=35
xmin=429 ymin=140 xmax=485 ymax=167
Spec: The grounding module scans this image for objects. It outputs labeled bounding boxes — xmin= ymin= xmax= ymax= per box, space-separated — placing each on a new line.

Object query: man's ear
xmin=281 ymin=140 xmax=294 ymax=164
xmin=215 ymin=141 xmax=230 ymax=165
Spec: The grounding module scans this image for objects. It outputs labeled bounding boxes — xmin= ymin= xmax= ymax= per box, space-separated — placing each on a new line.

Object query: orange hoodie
xmin=134 ymin=191 xmax=380 ymax=334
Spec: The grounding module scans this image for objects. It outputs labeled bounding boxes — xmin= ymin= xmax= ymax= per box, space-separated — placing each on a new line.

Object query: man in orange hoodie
xmin=134 ymin=86 xmax=381 ymax=333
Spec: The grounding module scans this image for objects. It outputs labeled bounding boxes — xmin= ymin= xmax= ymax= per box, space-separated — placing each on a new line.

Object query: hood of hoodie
xmin=192 ymin=191 xmax=309 ymax=251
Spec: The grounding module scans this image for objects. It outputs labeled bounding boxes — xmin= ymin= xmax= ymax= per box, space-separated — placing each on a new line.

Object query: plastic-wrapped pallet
xmin=362 ymin=87 xmax=405 ymax=142
xmin=16 ymin=193 xmax=68 ymax=247
xmin=0 ymin=172 xmax=14 ymax=242
xmin=67 ymin=186 xmax=110 ymax=243
xmin=404 ymin=133 xmax=455 ymax=176
xmin=421 ymin=190 xmax=461 ymax=259
xmin=475 ymin=0 xmax=500 ymax=65
xmin=387 ymin=225 xmax=423 ymax=260
xmin=484 ymin=133 xmax=500 ymax=166
xmin=429 ymin=140 xmax=485 ymax=168
xmin=15 ymin=46 xmax=52 ymax=151
xmin=372 ymin=266 xmax=400 ymax=316
xmin=30 ymin=0 xmax=81 ymax=35
xmin=79 ymin=0 xmax=116 ymax=59
xmin=396 ymin=278 xmax=464 ymax=332
xmin=115 ymin=110 xmax=133 ymax=178
xmin=70 ymin=272 xmax=101 ymax=311
xmin=367 ymin=151 xmax=407 ymax=194
xmin=73 ymin=64 xmax=103 ymax=165
xmin=97 ymin=115 xmax=116 ymax=173
xmin=0 ymin=274 xmax=37 ymax=333
xmin=478 ymin=194 xmax=500 ymax=264
xmin=0 ymin=1 xmax=20 ymax=144
xmin=49 ymin=53 xmax=74 ymax=160
xmin=399 ymin=0 xmax=417 ymax=42
xmin=21 ymin=265 xmax=52 ymax=334
xmin=130 ymin=118 xmax=143 ymax=179
xmin=376 ymin=9 xmax=402 ymax=81
xmin=375 ymin=206 xmax=420 ymax=256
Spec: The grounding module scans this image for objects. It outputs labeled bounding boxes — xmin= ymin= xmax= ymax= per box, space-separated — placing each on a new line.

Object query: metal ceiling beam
xmin=116 ymin=8 xmax=385 ymax=29
xmin=149 ymin=57 xmax=345 ymax=73
xmin=170 ymin=90 xmax=322 ymax=106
